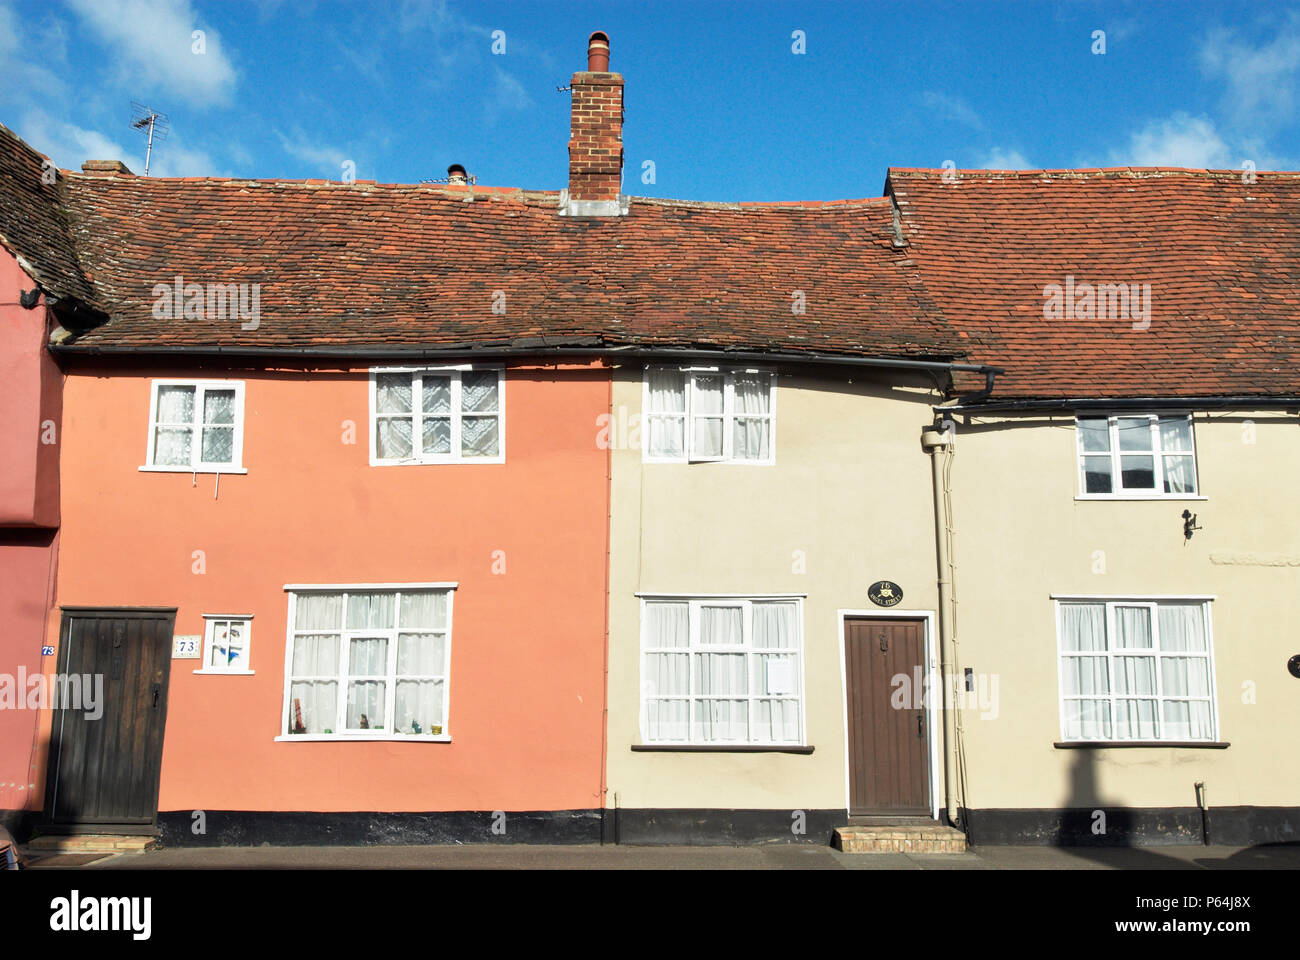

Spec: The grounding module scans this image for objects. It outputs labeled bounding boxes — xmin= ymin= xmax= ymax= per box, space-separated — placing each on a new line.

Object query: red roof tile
xmin=0 ymin=124 xmax=97 ymax=307
xmin=889 ymin=167 xmax=1300 ymax=399
xmin=52 ymin=173 xmax=958 ymax=360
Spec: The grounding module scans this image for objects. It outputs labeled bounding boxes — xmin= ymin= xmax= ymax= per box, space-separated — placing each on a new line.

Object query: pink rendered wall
xmin=47 ymin=360 xmax=611 ymax=814
xmin=0 ymin=247 xmax=59 ymax=817
xmin=0 ymin=247 xmax=59 ymax=527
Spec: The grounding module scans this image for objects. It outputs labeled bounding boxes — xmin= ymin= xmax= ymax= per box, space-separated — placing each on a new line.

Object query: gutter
xmin=50 ymin=340 xmax=1005 ymax=378
xmin=941 ymin=395 xmax=1300 ymax=413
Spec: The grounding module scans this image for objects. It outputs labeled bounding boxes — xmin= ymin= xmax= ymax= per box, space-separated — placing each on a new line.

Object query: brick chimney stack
xmin=562 ymin=31 xmax=627 ymax=217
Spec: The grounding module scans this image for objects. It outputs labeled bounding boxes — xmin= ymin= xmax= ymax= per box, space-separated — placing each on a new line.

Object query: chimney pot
xmin=446 ymin=163 xmax=468 ymax=185
xmin=587 ymin=31 xmax=610 ymax=72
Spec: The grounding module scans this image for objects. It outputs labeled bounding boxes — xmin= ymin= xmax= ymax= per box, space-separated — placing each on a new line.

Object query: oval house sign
xmin=868 ymin=580 xmax=903 ymax=607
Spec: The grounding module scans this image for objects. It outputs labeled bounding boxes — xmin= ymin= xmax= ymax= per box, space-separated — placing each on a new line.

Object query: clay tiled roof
xmin=0 ymin=124 xmax=97 ymax=307
xmin=889 ymin=167 xmax=1300 ymax=400
xmin=52 ymin=173 xmax=961 ymax=361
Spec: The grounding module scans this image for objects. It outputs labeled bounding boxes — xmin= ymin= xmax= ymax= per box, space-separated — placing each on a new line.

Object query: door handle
xmin=879 ymin=633 xmax=888 ymax=652
xmin=917 ymin=713 xmax=924 ymax=738
xmin=152 ymin=684 xmax=161 ymax=709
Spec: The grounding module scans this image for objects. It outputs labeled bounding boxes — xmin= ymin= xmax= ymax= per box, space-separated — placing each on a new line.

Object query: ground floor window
xmin=1056 ymin=598 xmax=1216 ymax=742
xmin=640 ymin=596 xmax=804 ymax=745
xmin=283 ymin=585 xmax=454 ymax=738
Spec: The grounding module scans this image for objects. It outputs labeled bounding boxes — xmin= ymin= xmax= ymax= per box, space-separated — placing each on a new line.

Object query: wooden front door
xmin=844 ymin=617 xmax=930 ymax=816
xmin=44 ymin=607 xmax=176 ymax=833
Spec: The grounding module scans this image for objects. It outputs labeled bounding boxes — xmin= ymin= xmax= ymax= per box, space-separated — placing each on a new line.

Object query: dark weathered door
xmin=844 ymin=618 xmax=930 ymax=816
xmin=44 ymin=607 xmax=175 ymax=833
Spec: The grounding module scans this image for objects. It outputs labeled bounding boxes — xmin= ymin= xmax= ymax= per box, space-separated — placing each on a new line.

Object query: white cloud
xmin=1112 ymin=113 xmax=1233 ymax=168
xmin=922 ymin=91 xmax=982 ymax=130
xmin=0 ymin=2 xmax=69 ymax=105
xmin=978 ymin=148 xmax=1032 ymax=170
xmin=148 ymin=140 xmax=223 ymax=178
xmin=67 ymin=0 xmax=237 ymax=107
xmin=491 ymin=69 xmax=532 ymax=111
xmin=17 ymin=110 xmax=133 ymax=172
xmin=276 ymin=130 xmax=351 ymax=175
xmin=1201 ymin=13 xmax=1300 ymax=126
xmin=17 ymin=109 xmax=225 ymax=177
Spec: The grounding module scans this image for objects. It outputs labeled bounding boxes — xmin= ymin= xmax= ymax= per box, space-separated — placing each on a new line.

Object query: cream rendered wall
xmin=948 ymin=410 xmax=1300 ymax=811
xmin=606 ymin=364 xmax=945 ymax=811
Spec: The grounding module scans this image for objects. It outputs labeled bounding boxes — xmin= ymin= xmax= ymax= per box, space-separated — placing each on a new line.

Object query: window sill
xmin=1074 ymin=495 xmax=1206 ymax=501
xmin=193 ymin=669 xmax=255 ymax=676
xmin=139 ymin=465 xmax=248 ymax=475
xmin=370 ymin=458 xmax=504 ymax=467
xmin=1054 ymin=740 xmax=1229 ymax=749
xmin=642 ymin=458 xmax=775 ymax=467
xmin=631 ymin=744 xmax=814 ymax=754
xmin=275 ymin=734 xmax=452 ymax=743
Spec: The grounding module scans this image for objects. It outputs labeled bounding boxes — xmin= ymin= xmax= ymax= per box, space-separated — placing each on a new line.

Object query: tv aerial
xmin=129 ymin=101 xmax=169 ymax=176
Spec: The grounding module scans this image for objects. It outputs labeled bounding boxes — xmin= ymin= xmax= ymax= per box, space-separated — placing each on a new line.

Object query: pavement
xmin=21 ymin=841 xmax=1300 ymax=870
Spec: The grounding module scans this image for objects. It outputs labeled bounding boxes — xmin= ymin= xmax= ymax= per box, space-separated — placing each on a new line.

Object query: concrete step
xmin=834 ymin=823 xmax=967 ymax=854
xmin=24 ymin=834 xmax=156 ymax=855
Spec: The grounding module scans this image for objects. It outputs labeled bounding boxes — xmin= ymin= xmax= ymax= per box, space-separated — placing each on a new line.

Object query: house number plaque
xmin=868 ymin=581 xmax=903 ymax=607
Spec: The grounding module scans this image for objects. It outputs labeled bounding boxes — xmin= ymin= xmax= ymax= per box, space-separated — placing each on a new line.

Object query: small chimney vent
xmin=81 ymin=159 xmax=134 ymax=176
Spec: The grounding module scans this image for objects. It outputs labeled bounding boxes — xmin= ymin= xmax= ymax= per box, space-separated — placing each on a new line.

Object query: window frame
xmin=278 ymin=583 xmax=457 ymax=742
xmin=1053 ymin=596 xmax=1219 ymax=744
xmin=638 ymin=594 xmax=806 ymax=746
xmin=641 ymin=365 xmax=776 ymax=465
xmin=195 ymin=614 xmax=255 ymax=675
xmin=141 ymin=379 xmax=247 ymax=474
xmin=1074 ymin=413 xmax=1201 ymax=499
xmin=368 ymin=366 xmax=506 ymax=466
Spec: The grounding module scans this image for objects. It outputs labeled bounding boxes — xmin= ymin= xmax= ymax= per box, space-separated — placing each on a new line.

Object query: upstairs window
xmin=144 ymin=380 xmax=245 ymax=472
xmin=644 ymin=366 xmax=775 ymax=463
xmin=1076 ymin=414 xmax=1197 ymax=497
xmin=371 ymin=367 xmax=504 ymax=464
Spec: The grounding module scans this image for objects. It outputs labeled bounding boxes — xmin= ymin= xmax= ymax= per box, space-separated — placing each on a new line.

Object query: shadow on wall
xmin=1048 ymin=748 xmax=1300 ymax=869
xmin=1053 ymin=746 xmax=1192 ymax=867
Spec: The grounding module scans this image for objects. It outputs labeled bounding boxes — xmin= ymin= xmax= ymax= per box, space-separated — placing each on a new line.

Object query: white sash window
xmin=282 ymin=585 xmax=455 ymax=740
xmin=641 ymin=596 xmax=804 ymax=744
xmin=1056 ymin=598 xmax=1217 ymax=742
xmin=644 ymin=366 xmax=775 ymax=463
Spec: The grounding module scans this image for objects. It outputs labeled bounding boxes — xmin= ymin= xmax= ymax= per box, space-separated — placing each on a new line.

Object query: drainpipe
xmin=921 ymin=422 xmax=960 ymax=827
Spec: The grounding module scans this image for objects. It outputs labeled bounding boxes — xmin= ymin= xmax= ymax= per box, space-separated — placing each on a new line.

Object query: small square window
xmin=198 ymin=616 xmax=253 ymax=674
xmin=371 ymin=368 xmax=504 ymax=464
xmin=1075 ymin=414 xmax=1198 ymax=497
xmin=145 ymin=380 xmax=246 ymax=472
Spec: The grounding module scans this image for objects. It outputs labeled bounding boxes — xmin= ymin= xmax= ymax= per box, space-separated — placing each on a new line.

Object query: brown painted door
xmin=844 ymin=618 xmax=930 ymax=815
xmin=44 ymin=608 xmax=175 ymax=832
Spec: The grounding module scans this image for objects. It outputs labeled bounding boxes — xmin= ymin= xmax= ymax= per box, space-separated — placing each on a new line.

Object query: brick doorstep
xmin=834 ymin=825 xmax=968 ymax=855
xmin=23 ymin=834 xmax=156 ymax=854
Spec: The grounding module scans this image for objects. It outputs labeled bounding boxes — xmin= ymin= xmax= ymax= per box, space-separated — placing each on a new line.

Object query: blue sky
xmin=3 ymin=0 xmax=1298 ymax=201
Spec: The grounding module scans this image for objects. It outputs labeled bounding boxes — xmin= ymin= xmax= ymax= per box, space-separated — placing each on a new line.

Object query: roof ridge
xmin=888 ymin=166 xmax=1300 ymax=180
